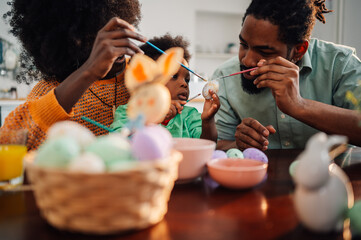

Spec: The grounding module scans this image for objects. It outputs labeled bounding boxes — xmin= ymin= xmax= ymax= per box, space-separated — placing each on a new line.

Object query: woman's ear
xmin=292 ymin=40 xmax=309 ymax=63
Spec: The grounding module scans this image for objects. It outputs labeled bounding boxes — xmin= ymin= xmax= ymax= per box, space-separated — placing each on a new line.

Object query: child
xmin=111 ymin=34 xmax=220 ymax=142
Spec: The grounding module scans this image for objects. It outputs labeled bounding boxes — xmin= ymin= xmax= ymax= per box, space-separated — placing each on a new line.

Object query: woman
xmin=2 ymin=0 xmax=147 ymax=150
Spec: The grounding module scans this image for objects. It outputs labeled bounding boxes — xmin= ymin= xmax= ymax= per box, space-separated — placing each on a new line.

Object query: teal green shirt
xmin=110 ymin=104 xmax=202 ymax=138
xmin=213 ymin=38 xmax=361 ymax=149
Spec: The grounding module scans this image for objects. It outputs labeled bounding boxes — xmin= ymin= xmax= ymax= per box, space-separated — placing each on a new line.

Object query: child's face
xmin=165 ymin=59 xmax=190 ymax=101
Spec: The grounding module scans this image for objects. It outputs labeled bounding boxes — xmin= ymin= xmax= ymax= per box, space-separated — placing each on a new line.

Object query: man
xmin=214 ymin=0 xmax=361 ymax=151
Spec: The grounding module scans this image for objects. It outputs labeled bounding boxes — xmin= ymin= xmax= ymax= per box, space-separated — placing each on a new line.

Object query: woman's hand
xmin=83 ymin=17 xmax=147 ymax=80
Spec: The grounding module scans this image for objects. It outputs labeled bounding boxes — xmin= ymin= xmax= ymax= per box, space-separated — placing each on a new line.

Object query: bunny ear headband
xmin=125 ymin=47 xmax=184 ymax=125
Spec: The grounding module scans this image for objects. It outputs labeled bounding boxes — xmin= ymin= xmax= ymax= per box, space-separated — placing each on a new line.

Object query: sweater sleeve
xmin=1 ymin=87 xmax=72 ymax=151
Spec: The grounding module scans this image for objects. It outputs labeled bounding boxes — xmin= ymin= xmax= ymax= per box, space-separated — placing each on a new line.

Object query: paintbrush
xmin=186 ymin=93 xmax=201 ymax=103
xmin=212 ymin=67 xmax=258 ymax=81
xmin=81 ymin=116 xmax=114 ymax=132
xmin=146 ymin=41 xmax=208 ymax=82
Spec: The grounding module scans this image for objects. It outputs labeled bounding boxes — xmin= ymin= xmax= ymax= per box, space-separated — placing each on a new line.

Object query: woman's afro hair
xmin=4 ymin=0 xmax=142 ymax=83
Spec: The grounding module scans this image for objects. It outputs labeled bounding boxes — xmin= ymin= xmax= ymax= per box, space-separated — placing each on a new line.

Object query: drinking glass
xmin=0 ymin=128 xmax=28 ymax=190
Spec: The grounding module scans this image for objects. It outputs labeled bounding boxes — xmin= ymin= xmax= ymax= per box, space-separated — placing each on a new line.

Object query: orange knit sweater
xmin=1 ymin=73 xmax=130 ymax=150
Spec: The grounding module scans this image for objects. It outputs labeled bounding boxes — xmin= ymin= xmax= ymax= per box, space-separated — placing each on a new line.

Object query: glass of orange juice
xmin=0 ymin=129 xmax=28 ymax=190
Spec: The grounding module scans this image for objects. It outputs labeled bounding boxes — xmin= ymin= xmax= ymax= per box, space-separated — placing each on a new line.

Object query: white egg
xmin=47 ymin=121 xmax=95 ymax=148
xmin=202 ymin=80 xmax=219 ymax=100
xmin=68 ymin=152 xmax=105 ymax=173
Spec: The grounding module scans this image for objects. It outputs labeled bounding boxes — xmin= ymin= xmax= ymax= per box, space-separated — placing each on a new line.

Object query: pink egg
xmin=243 ymin=148 xmax=268 ymax=163
xmin=131 ymin=125 xmax=173 ymax=161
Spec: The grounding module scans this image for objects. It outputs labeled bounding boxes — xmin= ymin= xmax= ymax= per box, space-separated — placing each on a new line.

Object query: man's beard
xmin=240 ymin=64 xmax=265 ymax=94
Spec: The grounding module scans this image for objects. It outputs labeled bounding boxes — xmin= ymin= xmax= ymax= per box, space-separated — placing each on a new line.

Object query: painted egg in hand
xmin=202 ymin=80 xmax=219 ymax=100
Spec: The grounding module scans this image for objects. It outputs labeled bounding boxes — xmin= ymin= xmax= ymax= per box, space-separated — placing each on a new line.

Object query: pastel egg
xmin=226 ymin=148 xmax=244 ymax=158
xmin=131 ymin=125 xmax=173 ymax=161
xmin=348 ymin=200 xmax=361 ymax=235
xmin=243 ymin=148 xmax=268 ymax=163
xmin=68 ymin=152 xmax=105 ymax=173
xmin=212 ymin=150 xmax=227 ymax=159
xmin=127 ymin=84 xmax=171 ymax=124
xmin=47 ymin=120 xmax=95 ymax=149
xmin=202 ymin=80 xmax=219 ymax=100
xmin=35 ymin=136 xmax=81 ymax=169
xmin=85 ymin=133 xmax=134 ymax=170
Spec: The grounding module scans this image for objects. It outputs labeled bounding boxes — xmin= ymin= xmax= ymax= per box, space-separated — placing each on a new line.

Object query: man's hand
xmin=251 ymin=57 xmax=305 ymax=115
xmin=235 ymin=117 xmax=276 ymax=151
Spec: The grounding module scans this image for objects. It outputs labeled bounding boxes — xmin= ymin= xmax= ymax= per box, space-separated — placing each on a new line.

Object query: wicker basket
xmin=25 ymin=151 xmax=182 ymax=235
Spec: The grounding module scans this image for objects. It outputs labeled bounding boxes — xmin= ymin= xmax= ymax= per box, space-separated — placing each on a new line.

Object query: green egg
xmin=226 ymin=148 xmax=244 ymax=158
xmin=348 ymin=200 xmax=361 ymax=236
xmin=85 ymin=135 xmax=134 ymax=170
xmin=35 ymin=137 xmax=80 ymax=169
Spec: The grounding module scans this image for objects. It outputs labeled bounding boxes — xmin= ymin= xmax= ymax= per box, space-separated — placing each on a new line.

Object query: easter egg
xmin=226 ymin=148 xmax=244 ymax=158
xmin=212 ymin=150 xmax=227 ymax=159
xmin=85 ymin=133 xmax=134 ymax=170
xmin=36 ymin=136 xmax=81 ymax=169
xmin=47 ymin=120 xmax=95 ymax=149
xmin=68 ymin=152 xmax=105 ymax=173
xmin=348 ymin=200 xmax=361 ymax=236
xmin=131 ymin=125 xmax=173 ymax=161
xmin=243 ymin=148 xmax=268 ymax=163
xmin=202 ymin=80 xmax=219 ymax=100
xmin=127 ymin=83 xmax=171 ymax=124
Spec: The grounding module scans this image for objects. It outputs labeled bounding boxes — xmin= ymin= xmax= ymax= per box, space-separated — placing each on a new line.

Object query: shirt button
xmin=284 ymin=141 xmax=290 ymax=147
xmin=280 ymin=114 xmax=286 ymax=119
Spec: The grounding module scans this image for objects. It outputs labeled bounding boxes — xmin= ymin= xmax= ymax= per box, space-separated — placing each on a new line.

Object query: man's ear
xmin=293 ymin=40 xmax=309 ymax=62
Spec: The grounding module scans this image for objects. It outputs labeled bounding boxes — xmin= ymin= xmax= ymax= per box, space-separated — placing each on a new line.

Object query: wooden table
xmin=0 ymin=149 xmax=360 ymax=240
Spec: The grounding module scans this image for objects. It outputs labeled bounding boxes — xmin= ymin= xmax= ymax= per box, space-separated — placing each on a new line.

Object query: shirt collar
xmin=298 ymin=46 xmax=313 ymax=73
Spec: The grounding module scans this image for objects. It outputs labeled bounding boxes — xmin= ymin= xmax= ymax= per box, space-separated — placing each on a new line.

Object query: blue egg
xmin=243 ymin=148 xmax=268 ymax=163
xmin=226 ymin=148 xmax=244 ymax=158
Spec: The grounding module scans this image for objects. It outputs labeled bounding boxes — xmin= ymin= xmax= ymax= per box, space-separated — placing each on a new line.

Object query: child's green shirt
xmin=111 ymin=104 xmax=202 ymax=138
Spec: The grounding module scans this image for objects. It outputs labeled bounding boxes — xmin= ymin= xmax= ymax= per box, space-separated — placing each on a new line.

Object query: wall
xmin=0 ymin=0 xmax=35 ymax=99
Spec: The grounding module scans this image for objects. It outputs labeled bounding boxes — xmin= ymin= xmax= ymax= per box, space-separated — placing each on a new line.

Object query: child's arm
xmin=200 ymin=90 xmax=220 ymax=142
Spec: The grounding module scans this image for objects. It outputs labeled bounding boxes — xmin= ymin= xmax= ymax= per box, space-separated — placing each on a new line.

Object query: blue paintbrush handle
xmin=146 ymin=41 xmax=207 ymax=81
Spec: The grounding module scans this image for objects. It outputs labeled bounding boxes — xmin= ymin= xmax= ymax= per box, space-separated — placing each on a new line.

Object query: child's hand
xmin=201 ymin=90 xmax=220 ymax=121
xmin=164 ymin=100 xmax=186 ymax=121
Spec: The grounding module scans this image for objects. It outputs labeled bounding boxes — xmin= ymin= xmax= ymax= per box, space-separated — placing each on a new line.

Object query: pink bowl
xmin=207 ymin=158 xmax=268 ymax=189
xmin=173 ymin=138 xmax=216 ymax=181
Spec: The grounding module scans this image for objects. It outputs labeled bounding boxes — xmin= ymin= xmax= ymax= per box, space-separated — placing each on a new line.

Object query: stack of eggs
xmin=26 ymin=121 xmax=181 ymax=234
xmin=34 ymin=121 xmax=173 ymax=172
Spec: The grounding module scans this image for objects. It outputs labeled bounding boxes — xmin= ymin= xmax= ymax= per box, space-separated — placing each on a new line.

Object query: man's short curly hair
xmin=140 ymin=33 xmax=191 ymax=62
xmin=243 ymin=0 xmax=333 ymax=46
xmin=5 ymin=0 xmax=142 ymax=82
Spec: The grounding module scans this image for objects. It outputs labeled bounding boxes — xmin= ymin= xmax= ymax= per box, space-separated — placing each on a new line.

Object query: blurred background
xmin=0 ymin=0 xmax=360 ymax=123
